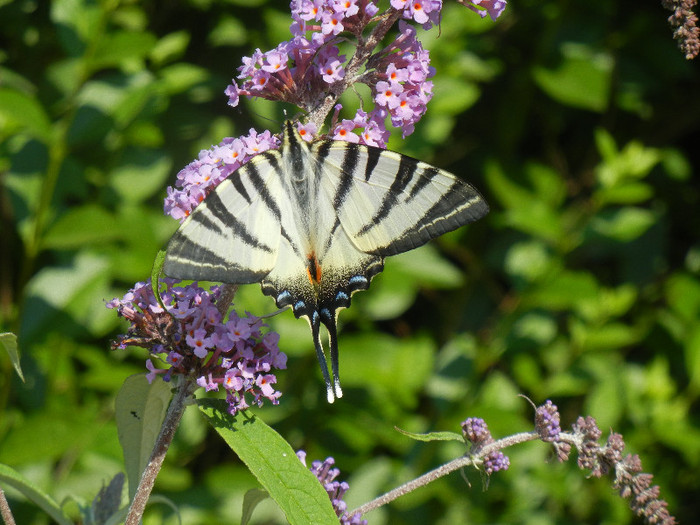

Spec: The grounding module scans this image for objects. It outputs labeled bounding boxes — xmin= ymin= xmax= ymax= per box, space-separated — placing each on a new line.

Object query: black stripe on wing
xmin=204 ymin=190 xmax=275 ymax=253
xmin=370 ymin=179 xmax=488 ymax=257
xmin=356 ymin=154 xmax=419 ymax=236
xmin=241 ymin=154 xmax=283 ymax=222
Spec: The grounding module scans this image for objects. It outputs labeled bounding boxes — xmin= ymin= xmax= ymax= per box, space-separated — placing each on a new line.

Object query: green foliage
xmin=115 ymin=375 xmax=172 ymax=499
xmin=1 ymin=0 xmax=698 ymax=524
xmin=0 ymin=464 xmax=72 ymax=525
xmin=198 ymin=399 xmax=339 ymax=525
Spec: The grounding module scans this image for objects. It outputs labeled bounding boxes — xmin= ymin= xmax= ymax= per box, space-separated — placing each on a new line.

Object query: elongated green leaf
xmin=115 ymin=374 xmax=173 ymax=499
xmin=591 ymin=207 xmax=656 ymax=242
xmin=197 ymin=399 xmax=339 ymax=525
xmin=0 ymin=332 xmax=23 ymax=382
xmin=151 ymin=250 xmax=168 ymax=312
xmin=91 ymin=31 xmax=158 ymax=70
xmin=533 ymin=44 xmax=612 ymax=112
xmin=394 ymin=427 xmax=464 ymax=443
xmin=241 ymin=488 xmax=270 ymax=525
xmin=0 ymin=88 xmax=52 ymax=143
xmin=0 ymin=463 xmax=73 ymax=525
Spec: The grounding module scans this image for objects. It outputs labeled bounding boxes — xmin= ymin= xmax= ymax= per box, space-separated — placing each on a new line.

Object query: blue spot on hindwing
xmin=349 ymin=275 xmax=367 ymax=286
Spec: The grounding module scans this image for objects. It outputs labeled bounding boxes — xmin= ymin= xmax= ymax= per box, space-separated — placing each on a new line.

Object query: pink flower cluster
xmin=225 ymin=0 xmax=379 ymax=112
xmin=461 ymin=0 xmax=507 ymax=21
xmin=226 ymin=0 xmax=440 ymax=146
xmin=163 ymin=128 xmax=279 ymax=221
xmin=390 ymin=0 xmax=443 ymax=28
xmin=107 ymin=280 xmax=287 ymax=415
xmin=336 ymin=19 xmax=435 ymax=141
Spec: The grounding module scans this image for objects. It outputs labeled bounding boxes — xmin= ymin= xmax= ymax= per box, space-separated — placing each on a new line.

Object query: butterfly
xmin=164 ymin=121 xmax=488 ymax=402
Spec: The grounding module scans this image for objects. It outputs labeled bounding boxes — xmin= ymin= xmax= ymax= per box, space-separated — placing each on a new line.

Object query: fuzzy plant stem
xmin=0 ymin=487 xmax=16 ymax=525
xmin=350 ymin=432 xmax=538 ymax=516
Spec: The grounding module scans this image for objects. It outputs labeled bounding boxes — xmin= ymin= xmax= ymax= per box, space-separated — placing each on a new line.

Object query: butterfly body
xmin=164 ymin=121 xmax=488 ymax=402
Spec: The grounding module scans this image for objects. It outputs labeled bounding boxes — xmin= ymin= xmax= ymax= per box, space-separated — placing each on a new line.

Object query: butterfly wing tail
xmin=309 ymin=311 xmax=338 ymax=403
xmin=320 ymin=310 xmax=343 ymax=401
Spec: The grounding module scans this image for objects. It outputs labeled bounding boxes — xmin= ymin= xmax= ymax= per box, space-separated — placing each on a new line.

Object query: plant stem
xmin=307 ymin=9 xmax=403 ymax=130
xmin=0 ymin=487 xmax=16 ymax=525
xmin=350 ymin=432 xmax=539 ymax=517
xmin=124 ymin=377 xmax=195 ymax=525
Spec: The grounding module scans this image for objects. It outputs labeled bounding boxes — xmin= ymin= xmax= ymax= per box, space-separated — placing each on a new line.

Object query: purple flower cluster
xmin=461 ymin=417 xmax=491 ymax=445
xmin=107 ymin=280 xmax=287 ymax=415
xmin=569 ymin=416 xmax=676 ymax=524
xmin=226 ymin=0 xmax=378 ymax=111
xmin=460 ymin=0 xmax=507 ymax=21
xmin=535 ymin=399 xmax=561 ymax=442
xmin=461 ymin=417 xmax=510 ymax=475
xmin=390 ymin=0 xmax=443 ymax=28
xmin=483 ymin=451 xmax=510 ymax=475
xmin=164 ymin=128 xmax=279 ymax=221
xmin=226 ymin=0 xmax=441 ymax=146
xmin=297 ymin=451 xmax=367 ymax=524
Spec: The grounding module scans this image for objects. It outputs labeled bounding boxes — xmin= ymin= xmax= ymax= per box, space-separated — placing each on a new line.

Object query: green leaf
xmin=42 ymin=205 xmax=120 ymax=249
xmin=594 ymin=181 xmax=654 ymax=206
xmin=394 ymin=427 xmax=464 ymax=443
xmin=91 ymin=31 xmax=158 ymax=70
xmin=0 ymin=332 xmax=23 ymax=382
xmin=685 ymin=325 xmax=700 ymax=395
xmin=526 ymin=163 xmax=567 ymax=208
xmin=430 ymin=76 xmax=480 ymax=115
xmin=197 ymin=399 xmax=339 ymax=525
xmin=150 ymin=31 xmax=191 ymax=66
xmin=209 ymin=16 xmax=249 ymax=47
xmin=115 ymin=374 xmax=173 ymax=499
xmin=0 ymin=463 xmax=73 ymax=525
xmin=50 ymin=0 xmax=102 ymax=56
xmin=241 ymin=488 xmax=270 ymax=525
xmin=340 ymin=333 xmax=435 ymax=407
xmin=392 ymin=244 xmax=464 ymax=288
xmin=571 ymin=320 xmax=641 ymax=352
xmin=19 ymin=253 xmax=112 ymax=344
xmin=158 ymin=63 xmax=210 ymax=95
xmin=109 ymin=148 xmax=172 ymax=203
xmin=0 ymin=88 xmax=53 ymax=143
xmin=485 ymin=161 xmax=534 ymax=211
xmin=526 ymin=270 xmax=599 ymax=311
xmin=504 ymin=241 xmax=555 ymax=284
xmin=151 ymin=250 xmax=168 ymax=312
xmin=590 ymin=208 xmax=656 ymax=242
xmin=91 ymin=473 xmax=126 ymax=525
xmin=665 ymin=273 xmax=700 ymax=322
xmin=533 ymin=44 xmax=613 ymax=112
xmin=595 ymin=131 xmax=661 ymax=187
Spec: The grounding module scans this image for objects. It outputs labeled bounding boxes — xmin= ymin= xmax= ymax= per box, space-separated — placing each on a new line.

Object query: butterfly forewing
xmin=317 ymin=141 xmax=489 ymax=257
xmin=163 ymin=121 xmax=489 ymax=402
xmin=164 ymin=154 xmax=287 ymax=284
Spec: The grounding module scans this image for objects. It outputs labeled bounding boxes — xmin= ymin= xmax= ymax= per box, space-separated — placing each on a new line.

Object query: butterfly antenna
xmin=310 ymin=312 xmax=335 ymax=403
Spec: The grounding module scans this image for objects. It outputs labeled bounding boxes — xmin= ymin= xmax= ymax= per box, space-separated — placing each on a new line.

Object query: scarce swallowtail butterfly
xmin=164 ymin=121 xmax=489 ymax=402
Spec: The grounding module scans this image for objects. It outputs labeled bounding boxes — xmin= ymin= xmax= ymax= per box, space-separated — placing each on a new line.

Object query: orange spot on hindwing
xmin=306 ymin=252 xmax=322 ymax=284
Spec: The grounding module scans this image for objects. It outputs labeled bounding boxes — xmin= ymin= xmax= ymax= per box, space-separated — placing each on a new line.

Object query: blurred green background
xmin=1 ymin=0 xmax=699 ymax=523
